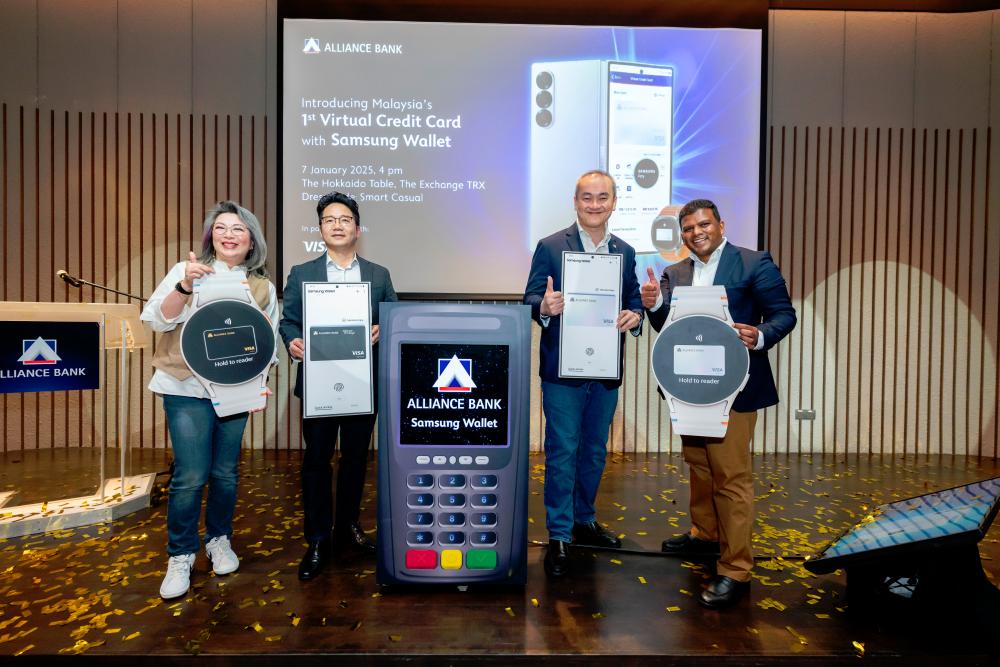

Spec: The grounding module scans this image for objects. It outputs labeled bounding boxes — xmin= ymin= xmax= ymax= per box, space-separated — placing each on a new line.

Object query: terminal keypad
xmin=402 ymin=469 xmax=500 ymax=571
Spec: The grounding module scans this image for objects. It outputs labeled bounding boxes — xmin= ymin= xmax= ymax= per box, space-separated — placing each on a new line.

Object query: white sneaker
xmin=159 ymin=553 xmax=195 ymax=599
xmin=205 ymin=535 xmax=240 ymax=575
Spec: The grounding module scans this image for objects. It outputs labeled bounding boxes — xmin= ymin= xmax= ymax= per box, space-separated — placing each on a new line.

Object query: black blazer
xmin=646 ymin=243 xmax=796 ymax=412
xmin=523 ymin=223 xmax=644 ymax=389
xmin=279 ymin=253 xmax=398 ymax=399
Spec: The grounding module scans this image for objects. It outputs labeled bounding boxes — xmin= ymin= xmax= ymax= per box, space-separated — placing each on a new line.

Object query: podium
xmin=0 ymin=301 xmax=156 ymax=538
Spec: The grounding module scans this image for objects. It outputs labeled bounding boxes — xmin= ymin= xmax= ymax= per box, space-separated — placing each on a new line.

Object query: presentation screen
xmin=282 ymin=19 xmax=762 ymax=295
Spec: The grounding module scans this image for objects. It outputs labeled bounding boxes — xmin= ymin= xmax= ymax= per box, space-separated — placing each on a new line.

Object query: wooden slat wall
xmin=0 ymin=104 xmax=289 ymax=455
xmin=2 ymin=106 xmax=998 ymax=457
xmin=764 ymin=126 xmax=997 ymax=458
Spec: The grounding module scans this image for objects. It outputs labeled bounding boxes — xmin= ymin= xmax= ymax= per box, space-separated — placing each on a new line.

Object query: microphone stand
xmin=58 ymin=270 xmax=147 ymax=302
xmin=55 ymin=270 xmax=150 ymax=506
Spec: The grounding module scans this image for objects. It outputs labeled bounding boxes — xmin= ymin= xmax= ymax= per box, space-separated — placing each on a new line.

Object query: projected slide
xmin=283 ymin=20 xmax=762 ymax=294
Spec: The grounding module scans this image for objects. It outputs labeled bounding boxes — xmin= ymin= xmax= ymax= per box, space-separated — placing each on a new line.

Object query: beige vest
xmin=151 ymin=274 xmax=271 ymax=381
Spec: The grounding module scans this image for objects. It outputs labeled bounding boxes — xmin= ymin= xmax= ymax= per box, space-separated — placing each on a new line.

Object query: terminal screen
xmin=399 ymin=343 xmax=509 ymax=446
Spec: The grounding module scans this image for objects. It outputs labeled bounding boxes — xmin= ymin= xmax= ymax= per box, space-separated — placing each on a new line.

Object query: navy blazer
xmin=646 ymin=242 xmax=796 ymax=412
xmin=279 ymin=253 xmax=398 ymax=399
xmin=523 ymin=223 xmax=644 ymax=389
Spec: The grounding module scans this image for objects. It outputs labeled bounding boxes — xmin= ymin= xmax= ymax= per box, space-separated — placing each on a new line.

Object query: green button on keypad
xmin=466 ymin=549 xmax=497 ymax=569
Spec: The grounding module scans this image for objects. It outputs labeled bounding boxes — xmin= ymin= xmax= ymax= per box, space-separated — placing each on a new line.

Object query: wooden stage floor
xmin=1 ymin=449 xmax=999 ymax=664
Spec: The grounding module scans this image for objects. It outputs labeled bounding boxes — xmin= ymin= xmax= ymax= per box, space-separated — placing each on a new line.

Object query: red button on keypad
xmin=405 ymin=549 xmax=438 ymax=569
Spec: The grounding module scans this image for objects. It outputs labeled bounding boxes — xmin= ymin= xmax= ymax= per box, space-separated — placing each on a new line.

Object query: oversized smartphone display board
xmin=282 ymin=19 xmax=762 ymax=294
xmin=376 ymin=303 xmax=531 ymax=585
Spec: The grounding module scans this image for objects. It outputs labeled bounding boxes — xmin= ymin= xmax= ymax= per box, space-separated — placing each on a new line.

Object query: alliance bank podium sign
xmin=0 ymin=321 xmax=100 ymax=394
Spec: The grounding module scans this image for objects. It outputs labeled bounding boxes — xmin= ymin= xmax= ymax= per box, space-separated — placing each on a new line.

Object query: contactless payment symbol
xmin=433 ymin=355 xmax=476 ymax=393
xmin=19 ymin=337 xmax=60 ymax=365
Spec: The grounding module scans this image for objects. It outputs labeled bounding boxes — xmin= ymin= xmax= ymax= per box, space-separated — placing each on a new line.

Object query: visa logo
xmin=303 ymin=241 xmax=326 ymax=253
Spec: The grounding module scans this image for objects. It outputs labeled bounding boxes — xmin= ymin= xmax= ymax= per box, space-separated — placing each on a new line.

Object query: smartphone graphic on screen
xmin=528 ymin=60 xmax=607 ymax=249
xmin=605 ymin=62 xmax=674 ymax=254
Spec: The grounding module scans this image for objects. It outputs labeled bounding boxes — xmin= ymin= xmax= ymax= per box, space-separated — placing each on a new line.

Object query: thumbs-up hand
xmin=540 ymin=275 xmax=564 ymax=317
xmin=640 ymin=266 xmax=660 ymax=309
xmin=182 ymin=250 xmax=214 ymax=291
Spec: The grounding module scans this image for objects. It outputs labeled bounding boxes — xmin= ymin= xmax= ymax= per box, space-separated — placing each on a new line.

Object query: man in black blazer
xmin=523 ymin=170 xmax=644 ymax=578
xmin=642 ymin=198 xmax=795 ymax=608
xmin=279 ymin=192 xmax=398 ymax=581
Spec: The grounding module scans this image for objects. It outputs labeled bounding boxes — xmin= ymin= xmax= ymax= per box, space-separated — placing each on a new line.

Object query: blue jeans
xmin=162 ymin=394 xmax=247 ymax=556
xmin=541 ymin=381 xmax=619 ymax=543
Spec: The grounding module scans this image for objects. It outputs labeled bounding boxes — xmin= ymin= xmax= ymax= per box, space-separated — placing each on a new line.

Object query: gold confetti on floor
xmin=785 ymin=625 xmax=808 ymax=645
xmin=2 ymin=451 xmax=998 ymax=658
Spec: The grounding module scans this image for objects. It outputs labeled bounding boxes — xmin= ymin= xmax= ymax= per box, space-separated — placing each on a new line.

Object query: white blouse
xmin=140 ymin=260 xmax=279 ymax=399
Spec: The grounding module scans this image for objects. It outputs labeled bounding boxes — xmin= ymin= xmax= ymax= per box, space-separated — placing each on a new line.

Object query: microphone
xmin=57 ymin=269 xmax=84 ymax=287
xmin=55 ymin=269 xmax=146 ymax=302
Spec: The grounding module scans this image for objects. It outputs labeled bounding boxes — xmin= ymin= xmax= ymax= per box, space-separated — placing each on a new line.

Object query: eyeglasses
xmin=320 ymin=216 xmax=356 ymax=228
xmin=212 ymin=223 xmax=249 ymax=236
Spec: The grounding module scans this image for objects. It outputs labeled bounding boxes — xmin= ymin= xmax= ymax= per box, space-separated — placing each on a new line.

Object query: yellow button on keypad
xmin=441 ymin=549 xmax=463 ymax=570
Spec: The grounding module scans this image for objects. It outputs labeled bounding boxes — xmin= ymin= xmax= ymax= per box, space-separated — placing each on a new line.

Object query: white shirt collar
xmin=692 ymin=238 xmax=728 ymax=268
xmin=326 ymin=253 xmax=359 ymax=271
xmin=575 ymin=221 xmax=611 ymax=252
xmin=211 ymin=259 xmax=245 ymax=272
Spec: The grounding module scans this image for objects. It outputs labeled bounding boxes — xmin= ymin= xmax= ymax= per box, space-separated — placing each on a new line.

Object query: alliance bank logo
xmin=19 ymin=337 xmax=61 ymax=365
xmin=433 ymin=355 xmax=476 ymax=393
xmin=303 ymin=38 xmax=321 ymax=54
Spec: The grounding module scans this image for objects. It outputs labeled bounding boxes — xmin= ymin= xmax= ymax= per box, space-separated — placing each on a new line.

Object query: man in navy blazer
xmin=642 ymin=198 xmax=795 ymax=608
xmin=524 ymin=170 xmax=645 ymax=578
xmin=279 ymin=192 xmax=397 ymax=581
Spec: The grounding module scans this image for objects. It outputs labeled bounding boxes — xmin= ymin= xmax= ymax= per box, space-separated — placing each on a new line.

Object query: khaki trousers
xmin=681 ymin=410 xmax=757 ymax=582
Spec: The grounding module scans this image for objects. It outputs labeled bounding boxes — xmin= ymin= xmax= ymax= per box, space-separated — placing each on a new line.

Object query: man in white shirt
xmin=523 ymin=171 xmax=644 ymax=578
xmin=642 ymin=198 xmax=796 ymax=608
xmin=279 ymin=192 xmax=398 ymax=581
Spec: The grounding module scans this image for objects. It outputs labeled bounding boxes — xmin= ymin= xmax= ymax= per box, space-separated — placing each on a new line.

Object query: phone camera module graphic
xmin=535 ymin=71 xmax=554 ymax=127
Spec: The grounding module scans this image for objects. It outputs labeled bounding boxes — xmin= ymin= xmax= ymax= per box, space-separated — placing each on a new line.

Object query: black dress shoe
xmin=661 ymin=532 xmax=720 ymax=558
xmin=298 ymin=540 xmax=330 ymax=581
xmin=699 ymin=575 xmax=750 ymax=609
xmin=543 ymin=540 xmax=570 ymax=578
xmin=334 ymin=522 xmax=376 ymax=553
xmin=572 ymin=521 xmax=622 ymax=548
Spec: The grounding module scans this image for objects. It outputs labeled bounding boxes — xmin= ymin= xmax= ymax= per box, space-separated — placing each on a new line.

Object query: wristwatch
xmin=650 ymin=205 xmax=689 ymax=263
xmin=650 ymin=285 xmax=749 ymax=437
xmin=179 ymin=270 xmax=274 ymax=417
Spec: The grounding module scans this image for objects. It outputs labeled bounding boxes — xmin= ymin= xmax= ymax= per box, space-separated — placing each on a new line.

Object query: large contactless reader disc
xmin=651 ymin=314 xmax=749 ymax=406
xmin=180 ymin=299 xmax=274 ymax=386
